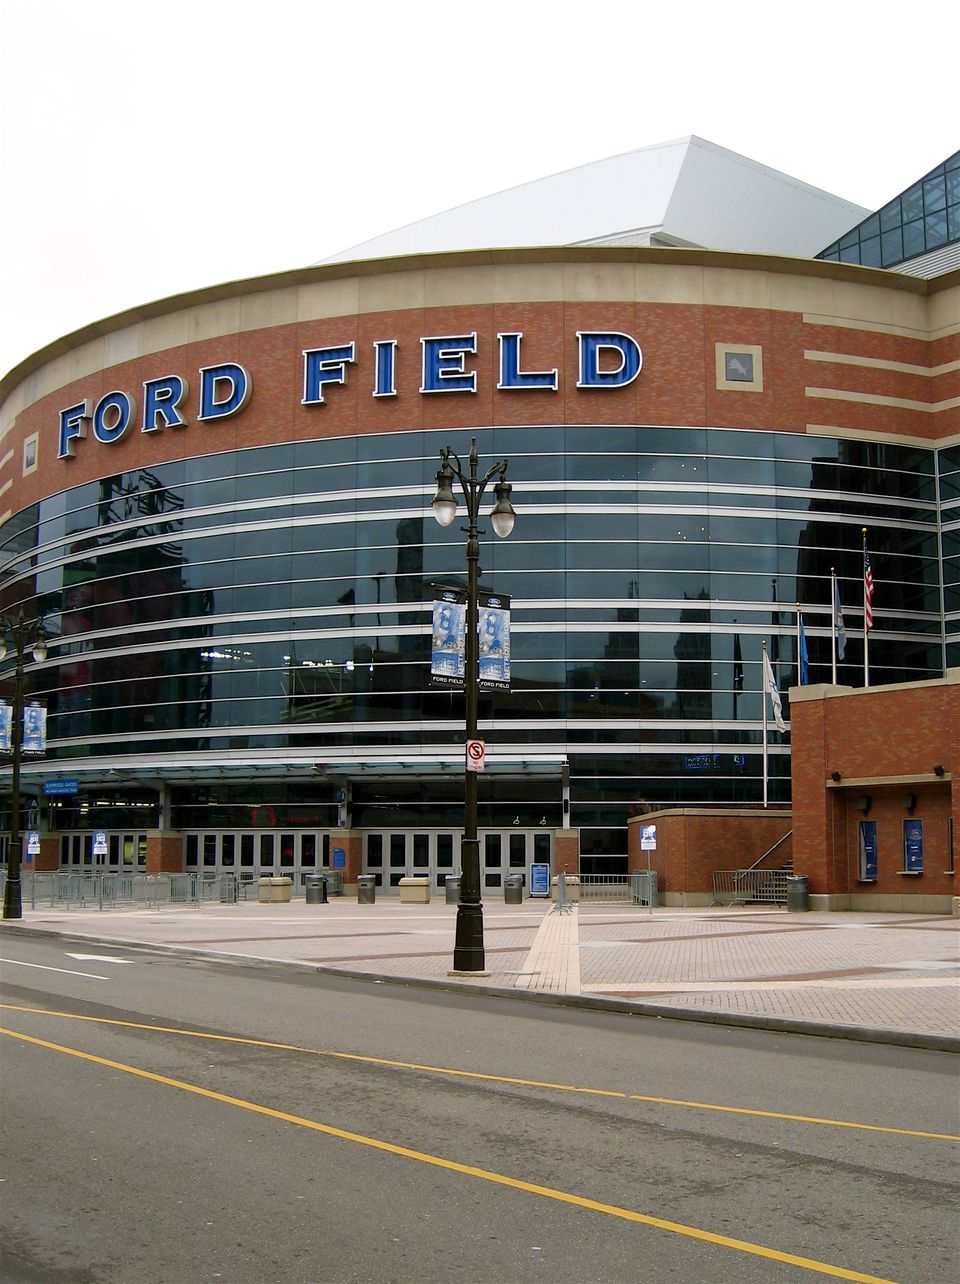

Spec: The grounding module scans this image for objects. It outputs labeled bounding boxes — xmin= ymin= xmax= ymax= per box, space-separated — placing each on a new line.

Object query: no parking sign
xmin=466 ymin=739 xmax=485 ymax=772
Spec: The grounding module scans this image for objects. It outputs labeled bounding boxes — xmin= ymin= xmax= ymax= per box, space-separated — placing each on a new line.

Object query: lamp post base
xmin=451 ymin=899 xmax=486 ymax=973
xmin=2 ymin=879 xmax=23 ymax=920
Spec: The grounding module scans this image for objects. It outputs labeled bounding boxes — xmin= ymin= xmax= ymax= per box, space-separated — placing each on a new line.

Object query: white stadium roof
xmin=322 ymin=135 xmax=869 ymax=265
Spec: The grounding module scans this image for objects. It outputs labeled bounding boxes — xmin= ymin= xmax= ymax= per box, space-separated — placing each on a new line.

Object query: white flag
xmin=763 ymin=649 xmax=786 ymax=732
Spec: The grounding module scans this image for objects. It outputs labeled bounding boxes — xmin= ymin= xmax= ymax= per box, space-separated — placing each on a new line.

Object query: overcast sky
xmin=1 ymin=0 xmax=957 ymax=382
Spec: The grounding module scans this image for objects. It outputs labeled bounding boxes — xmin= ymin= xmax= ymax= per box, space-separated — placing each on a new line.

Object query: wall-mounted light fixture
xmin=857 ymin=795 xmax=872 ymax=815
xmin=903 ymin=793 xmax=917 ymax=814
xmin=830 ymin=770 xmax=842 ymax=782
xmin=933 ymin=764 xmax=945 ymax=778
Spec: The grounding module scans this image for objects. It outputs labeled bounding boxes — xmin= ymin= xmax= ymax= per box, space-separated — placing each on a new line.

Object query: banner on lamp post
xmin=431 ymin=587 xmax=467 ymax=687
xmin=431 ymin=587 xmax=511 ymax=691
xmin=477 ymin=592 xmax=510 ymax=691
xmin=22 ymin=705 xmax=47 ymax=754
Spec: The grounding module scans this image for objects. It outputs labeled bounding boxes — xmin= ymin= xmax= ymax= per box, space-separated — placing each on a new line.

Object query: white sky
xmin=2 ymin=0 xmax=957 ymax=383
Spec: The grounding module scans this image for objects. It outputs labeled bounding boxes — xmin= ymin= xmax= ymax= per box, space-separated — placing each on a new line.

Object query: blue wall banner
xmin=858 ymin=819 xmax=878 ymax=881
xmin=0 ymin=702 xmax=10 ymax=753
xmin=903 ymin=819 xmax=924 ymax=873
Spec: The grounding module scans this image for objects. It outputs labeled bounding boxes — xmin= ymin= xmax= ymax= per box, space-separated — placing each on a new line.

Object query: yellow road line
xmin=0 ymin=1024 xmax=899 ymax=1284
xmin=1 ymin=1002 xmax=956 ymax=1143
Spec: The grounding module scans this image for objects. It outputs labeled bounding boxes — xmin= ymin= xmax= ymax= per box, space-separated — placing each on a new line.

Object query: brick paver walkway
xmin=3 ymin=899 xmax=958 ymax=1047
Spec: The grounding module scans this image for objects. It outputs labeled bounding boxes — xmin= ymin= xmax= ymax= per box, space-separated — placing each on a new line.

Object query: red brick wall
xmin=790 ymin=677 xmax=958 ymax=897
xmin=146 ymin=832 xmax=183 ymax=874
xmin=5 ymin=270 xmax=957 ymax=513
xmin=554 ymin=830 xmax=580 ymax=878
xmin=628 ymin=810 xmax=793 ymax=894
xmin=329 ymin=830 xmax=362 ymax=885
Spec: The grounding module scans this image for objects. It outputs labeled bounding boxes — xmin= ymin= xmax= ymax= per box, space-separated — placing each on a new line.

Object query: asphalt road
xmin=1 ymin=933 xmax=958 ymax=1284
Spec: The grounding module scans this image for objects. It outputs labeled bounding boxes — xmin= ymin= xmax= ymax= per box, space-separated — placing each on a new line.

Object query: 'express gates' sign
xmin=57 ymin=330 xmax=643 ymax=460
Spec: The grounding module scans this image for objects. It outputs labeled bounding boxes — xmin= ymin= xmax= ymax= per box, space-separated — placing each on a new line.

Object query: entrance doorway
xmin=183 ymin=830 xmax=330 ymax=889
xmin=362 ymin=829 xmax=553 ymax=893
xmin=59 ymin=832 xmax=148 ymax=870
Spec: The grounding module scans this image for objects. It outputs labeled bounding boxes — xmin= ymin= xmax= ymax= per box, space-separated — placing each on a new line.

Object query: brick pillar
xmin=146 ymin=832 xmax=183 ymax=874
xmin=35 ymin=834 xmax=60 ymax=871
xmin=553 ymin=829 xmax=579 ymax=877
xmin=329 ymin=830 xmax=362 ymax=886
xmin=790 ymin=684 xmax=850 ymax=901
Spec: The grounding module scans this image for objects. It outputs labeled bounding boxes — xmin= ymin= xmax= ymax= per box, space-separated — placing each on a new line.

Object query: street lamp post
xmin=432 ymin=439 xmax=516 ymax=974
xmin=1 ymin=611 xmax=47 ymax=920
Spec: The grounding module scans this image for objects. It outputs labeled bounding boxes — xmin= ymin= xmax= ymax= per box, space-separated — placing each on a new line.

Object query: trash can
xmin=504 ymin=873 xmax=524 ymax=905
xmin=445 ymin=874 xmax=461 ymax=905
xmin=357 ymin=874 xmax=376 ymax=905
xmin=323 ymin=869 xmax=344 ymax=897
xmin=786 ymin=874 xmax=809 ymax=912
xmin=305 ymin=875 xmax=328 ymax=905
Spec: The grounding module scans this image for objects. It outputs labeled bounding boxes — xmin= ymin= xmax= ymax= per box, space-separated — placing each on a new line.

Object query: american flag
xmin=863 ymin=545 xmax=874 ymax=632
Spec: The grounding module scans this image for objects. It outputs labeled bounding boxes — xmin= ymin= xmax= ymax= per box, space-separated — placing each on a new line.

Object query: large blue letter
xmin=58 ymin=400 xmax=91 ymax=459
xmin=497 ymin=332 xmax=558 ymax=391
xmin=577 ymin=332 xmax=643 ymax=388
xmin=198 ymin=363 xmax=251 ymax=420
xmin=372 ymin=340 xmax=397 ymax=398
xmin=93 ymin=391 xmax=135 ymax=444
xmin=420 ymin=334 xmax=477 ymax=394
xmin=302 ymin=344 xmax=356 ymax=405
xmin=142 ymin=375 xmax=189 ymax=433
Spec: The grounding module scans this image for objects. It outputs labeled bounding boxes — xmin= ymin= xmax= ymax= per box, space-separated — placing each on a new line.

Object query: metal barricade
xmin=711 ymin=868 xmax=790 ymax=906
xmin=577 ymin=873 xmax=658 ymax=906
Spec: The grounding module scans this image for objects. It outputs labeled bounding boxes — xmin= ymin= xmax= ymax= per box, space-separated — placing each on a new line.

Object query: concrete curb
xmin=5 ymin=923 xmax=957 ymax=1054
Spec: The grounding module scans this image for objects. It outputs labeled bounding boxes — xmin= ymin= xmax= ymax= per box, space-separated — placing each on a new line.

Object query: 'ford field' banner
xmin=431 ymin=588 xmax=511 ymax=691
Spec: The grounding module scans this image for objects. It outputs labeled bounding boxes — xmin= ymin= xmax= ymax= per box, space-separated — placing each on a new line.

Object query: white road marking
xmin=0 ymin=957 xmax=109 ymax=980
xmin=64 ymin=953 xmax=132 ymax=964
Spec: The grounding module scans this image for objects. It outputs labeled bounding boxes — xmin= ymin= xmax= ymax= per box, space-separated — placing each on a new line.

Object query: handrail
xmin=742 ymin=829 xmax=792 ymax=874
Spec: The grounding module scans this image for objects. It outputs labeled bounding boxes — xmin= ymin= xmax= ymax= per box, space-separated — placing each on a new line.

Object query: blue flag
xmin=798 ymin=614 xmax=809 ymax=685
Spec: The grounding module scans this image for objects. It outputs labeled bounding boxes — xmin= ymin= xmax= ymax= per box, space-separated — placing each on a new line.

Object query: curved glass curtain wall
xmin=941 ymin=445 xmax=960 ymax=672
xmin=0 ymin=425 xmax=944 ymax=821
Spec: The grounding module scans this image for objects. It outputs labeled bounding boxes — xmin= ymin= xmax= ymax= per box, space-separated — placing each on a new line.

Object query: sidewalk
xmin=2 ymin=897 xmax=958 ymax=1051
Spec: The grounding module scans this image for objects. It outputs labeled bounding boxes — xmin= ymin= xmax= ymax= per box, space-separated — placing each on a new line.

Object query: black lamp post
xmin=1 ymin=611 xmax=47 ymax=920
xmin=432 ymin=439 xmax=516 ymax=974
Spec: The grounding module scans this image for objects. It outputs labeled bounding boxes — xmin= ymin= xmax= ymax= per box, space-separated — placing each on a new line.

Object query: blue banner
xmin=22 ymin=705 xmax=47 ymax=753
xmin=431 ymin=587 xmax=511 ymax=690
xmin=858 ymin=820 xmax=877 ymax=881
xmin=431 ymin=588 xmax=466 ymax=686
xmin=478 ymin=592 xmax=510 ymax=691
xmin=903 ymin=819 xmax=924 ymax=874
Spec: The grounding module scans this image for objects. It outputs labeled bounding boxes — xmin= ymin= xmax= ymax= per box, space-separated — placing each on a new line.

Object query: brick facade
xmin=790 ymin=672 xmax=957 ymax=910
xmin=627 ymin=809 xmax=793 ymax=906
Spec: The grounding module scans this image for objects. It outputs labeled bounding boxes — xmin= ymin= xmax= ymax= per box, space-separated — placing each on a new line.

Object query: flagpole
xmin=862 ymin=528 xmax=870 ymax=689
xmin=761 ymin=640 xmax=768 ymax=809
xmin=830 ymin=568 xmax=838 ymax=685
